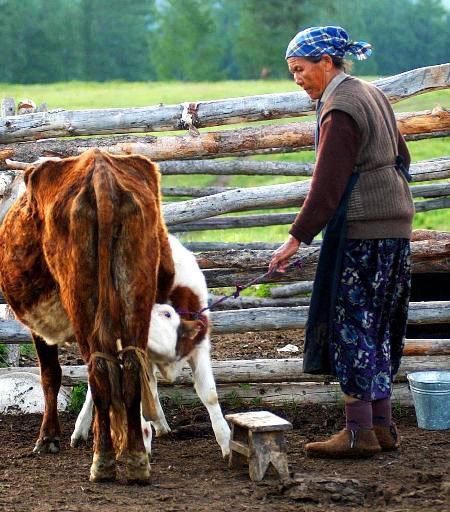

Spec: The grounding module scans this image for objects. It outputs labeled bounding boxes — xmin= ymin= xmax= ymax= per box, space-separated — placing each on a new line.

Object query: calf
xmin=0 ymin=149 xmax=176 ymax=483
xmin=72 ymin=235 xmax=231 ymax=457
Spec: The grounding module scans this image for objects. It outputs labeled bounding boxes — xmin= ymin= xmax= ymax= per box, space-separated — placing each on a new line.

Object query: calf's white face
xmin=148 ymin=304 xmax=180 ymax=362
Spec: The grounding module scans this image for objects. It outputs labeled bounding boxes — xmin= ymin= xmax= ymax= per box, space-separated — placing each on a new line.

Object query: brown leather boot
xmin=305 ymin=429 xmax=382 ymax=459
xmin=374 ymin=423 xmax=400 ymax=451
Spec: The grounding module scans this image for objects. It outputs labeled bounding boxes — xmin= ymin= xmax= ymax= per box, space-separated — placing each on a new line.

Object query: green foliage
xmin=68 ymin=383 xmax=88 ymax=414
xmin=0 ymin=345 xmax=7 ymax=368
xmin=82 ymin=0 xmax=155 ymax=81
xmin=150 ymin=0 xmax=222 ymax=81
xmin=252 ymin=284 xmax=273 ymax=298
xmin=223 ymin=390 xmax=245 ymax=409
xmin=0 ymin=0 xmax=448 ymax=83
xmin=20 ymin=344 xmax=36 ymax=358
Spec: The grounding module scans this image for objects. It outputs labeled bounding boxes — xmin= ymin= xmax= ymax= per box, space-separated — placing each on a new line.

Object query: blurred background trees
xmin=0 ymin=0 xmax=448 ymax=83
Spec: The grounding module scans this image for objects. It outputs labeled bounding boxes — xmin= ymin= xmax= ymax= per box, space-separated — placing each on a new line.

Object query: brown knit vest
xmin=320 ymin=76 xmax=414 ymax=239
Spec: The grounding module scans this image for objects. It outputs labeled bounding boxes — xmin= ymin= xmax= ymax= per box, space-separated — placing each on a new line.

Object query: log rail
xmin=1 ymin=64 xmax=448 ymax=144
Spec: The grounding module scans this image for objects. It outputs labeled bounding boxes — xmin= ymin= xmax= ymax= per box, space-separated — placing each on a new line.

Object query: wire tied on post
xmin=180 ymin=102 xmax=200 ymax=136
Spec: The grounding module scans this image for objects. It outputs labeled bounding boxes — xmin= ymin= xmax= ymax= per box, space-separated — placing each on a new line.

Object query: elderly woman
xmin=269 ymin=26 xmax=414 ymax=459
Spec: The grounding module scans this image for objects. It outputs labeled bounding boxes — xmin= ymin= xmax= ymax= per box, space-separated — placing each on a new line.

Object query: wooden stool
xmin=225 ymin=411 xmax=292 ymax=482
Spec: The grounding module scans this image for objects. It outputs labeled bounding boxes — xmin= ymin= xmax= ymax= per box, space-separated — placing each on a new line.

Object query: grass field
xmin=1 ymin=79 xmax=449 ymax=242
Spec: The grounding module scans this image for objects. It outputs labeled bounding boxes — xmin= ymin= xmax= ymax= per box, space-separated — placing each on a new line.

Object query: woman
xmin=269 ymin=26 xmax=414 ymax=458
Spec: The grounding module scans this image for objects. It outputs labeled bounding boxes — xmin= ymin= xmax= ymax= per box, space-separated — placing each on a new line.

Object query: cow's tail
xmin=91 ymin=158 xmax=127 ymax=452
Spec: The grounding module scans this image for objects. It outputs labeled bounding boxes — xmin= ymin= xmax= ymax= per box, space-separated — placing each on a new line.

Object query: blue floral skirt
xmin=330 ymin=239 xmax=411 ymax=401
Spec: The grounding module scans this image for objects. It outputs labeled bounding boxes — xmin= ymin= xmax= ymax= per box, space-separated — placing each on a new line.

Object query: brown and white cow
xmin=0 ymin=149 xmax=178 ymax=484
xmin=71 ymin=235 xmax=231 ymax=457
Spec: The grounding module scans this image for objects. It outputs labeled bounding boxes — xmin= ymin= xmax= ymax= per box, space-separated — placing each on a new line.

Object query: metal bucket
xmin=407 ymin=371 xmax=450 ymax=430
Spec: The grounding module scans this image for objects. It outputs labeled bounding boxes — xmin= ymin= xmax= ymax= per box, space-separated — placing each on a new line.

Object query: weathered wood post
xmin=0 ymin=306 xmax=20 ymax=366
xmin=1 ymin=100 xmax=20 ymax=366
xmin=1 ymin=98 xmax=15 ymax=118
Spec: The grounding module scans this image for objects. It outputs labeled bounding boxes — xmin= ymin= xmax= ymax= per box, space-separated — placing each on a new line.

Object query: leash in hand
xmin=176 ymin=257 xmax=303 ymax=319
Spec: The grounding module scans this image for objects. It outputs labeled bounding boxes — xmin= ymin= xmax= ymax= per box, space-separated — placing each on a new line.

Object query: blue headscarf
xmin=286 ymin=26 xmax=372 ymax=61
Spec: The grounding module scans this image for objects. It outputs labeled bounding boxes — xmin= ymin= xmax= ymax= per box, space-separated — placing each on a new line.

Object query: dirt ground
xmin=2 ymin=330 xmax=450 ymax=512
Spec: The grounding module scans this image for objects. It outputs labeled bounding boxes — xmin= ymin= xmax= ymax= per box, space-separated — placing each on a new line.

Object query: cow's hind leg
xmin=89 ymin=359 xmax=117 ymax=482
xmin=33 ymin=334 xmax=62 ymax=454
xmin=121 ymin=350 xmax=151 ymax=484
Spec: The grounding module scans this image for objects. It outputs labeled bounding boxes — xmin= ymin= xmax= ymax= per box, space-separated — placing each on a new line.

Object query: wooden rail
xmin=1 ymin=353 xmax=448 ymax=405
xmin=1 ymin=64 xmax=448 ymax=143
xmin=1 ymin=301 xmax=450 ymax=344
xmin=1 ymin=110 xmax=449 ymax=165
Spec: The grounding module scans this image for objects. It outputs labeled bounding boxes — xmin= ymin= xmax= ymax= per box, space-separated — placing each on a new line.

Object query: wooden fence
xmin=0 ymin=63 xmax=449 ymax=405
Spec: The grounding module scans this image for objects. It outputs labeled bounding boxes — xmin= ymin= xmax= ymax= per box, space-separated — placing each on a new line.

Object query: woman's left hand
xmin=269 ymin=235 xmax=300 ymax=273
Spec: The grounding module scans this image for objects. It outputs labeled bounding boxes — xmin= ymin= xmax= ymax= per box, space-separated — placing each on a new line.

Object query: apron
xmin=303 ymin=172 xmax=359 ymax=375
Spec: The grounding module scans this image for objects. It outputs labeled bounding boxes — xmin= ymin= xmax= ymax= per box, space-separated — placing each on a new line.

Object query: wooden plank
xmin=1 ymin=355 xmax=448 ymax=385
xmin=87 ymin=109 xmax=450 ymax=163
xmin=159 ymin=156 xmax=449 ymax=180
xmin=1 ymin=98 xmax=15 ymax=118
xmin=162 ymin=175 xmax=450 ymax=227
xmin=164 ymin=180 xmax=450 ymax=200
xmin=171 ymin=196 xmax=450 ymax=231
xmin=229 ymin=440 xmax=250 ymax=457
xmin=0 ymin=233 xmax=444 ymax=304
xmin=225 ymin=411 xmax=292 ymax=431
xmin=207 ymin=294 xmax=311 ymax=309
xmin=1 ymin=64 xmax=448 ymax=143
xmin=159 ymin=159 xmax=316 ymax=176
xmin=271 ymin=281 xmax=314 ymax=298
xmin=403 ymin=339 xmax=450 ymax=356
xmin=1 ymin=302 xmax=449 ymax=343
xmin=1 ymin=112 xmax=447 ymax=167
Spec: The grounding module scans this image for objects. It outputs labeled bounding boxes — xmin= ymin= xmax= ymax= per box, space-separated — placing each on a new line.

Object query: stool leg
xmin=249 ymin=431 xmax=290 ymax=482
xmin=228 ymin=424 xmax=248 ymax=469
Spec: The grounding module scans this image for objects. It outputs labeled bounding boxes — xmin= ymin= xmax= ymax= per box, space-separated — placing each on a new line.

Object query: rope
xmin=89 ymin=351 xmax=121 ymax=366
xmin=180 ymin=102 xmax=200 ymax=136
xmin=120 ymin=346 xmax=158 ymax=422
xmin=176 ymin=257 xmax=303 ymax=319
xmin=88 ymin=347 xmax=157 ymax=422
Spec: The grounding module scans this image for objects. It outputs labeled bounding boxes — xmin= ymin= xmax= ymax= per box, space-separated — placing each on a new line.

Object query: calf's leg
xmin=188 ymin=341 xmax=231 ymax=457
xmin=71 ymin=386 xmax=94 ymax=447
xmin=33 ymin=334 xmax=62 ymax=454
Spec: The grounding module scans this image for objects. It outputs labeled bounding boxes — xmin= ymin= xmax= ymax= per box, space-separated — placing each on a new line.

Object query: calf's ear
xmin=179 ymin=319 xmax=202 ymax=340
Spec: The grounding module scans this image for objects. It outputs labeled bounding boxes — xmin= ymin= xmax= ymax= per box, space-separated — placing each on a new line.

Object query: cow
xmin=0 ymin=149 xmax=178 ymax=484
xmin=71 ymin=235 xmax=231 ymax=458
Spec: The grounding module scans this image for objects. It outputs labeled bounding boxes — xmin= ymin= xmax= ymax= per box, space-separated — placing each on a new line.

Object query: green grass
xmin=68 ymin=383 xmax=88 ymax=414
xmin=0 ymin=345 xmax=7 ymax=367
xmin=1 ymin=79 xmax=448 ymax=240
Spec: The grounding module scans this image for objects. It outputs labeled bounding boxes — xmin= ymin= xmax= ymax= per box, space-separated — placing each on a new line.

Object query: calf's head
xmin=148 ymin=304 xmax=204 ymax=362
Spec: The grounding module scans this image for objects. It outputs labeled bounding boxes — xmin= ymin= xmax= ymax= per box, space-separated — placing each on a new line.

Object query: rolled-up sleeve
xmin=289 ymin=110 xmax=360 ymax=244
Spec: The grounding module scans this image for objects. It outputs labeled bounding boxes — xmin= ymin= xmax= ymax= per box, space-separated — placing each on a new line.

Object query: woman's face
xmin=287 ymin=56 xmax=330 ymax=100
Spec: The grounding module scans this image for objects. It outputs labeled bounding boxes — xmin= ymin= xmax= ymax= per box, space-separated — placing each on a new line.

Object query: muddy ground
xmin=2 ymin=330 xmax=450 ymax=512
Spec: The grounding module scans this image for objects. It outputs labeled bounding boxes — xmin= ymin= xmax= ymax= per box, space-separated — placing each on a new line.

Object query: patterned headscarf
xmin=286 ymin=26 xmax=372 ymax=61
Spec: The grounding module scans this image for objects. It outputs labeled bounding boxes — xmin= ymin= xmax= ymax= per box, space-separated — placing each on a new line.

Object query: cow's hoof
xmin=33 ymin=437 xmax=60 ymax=454
xmin=89 ymin=452 xmax=116 ymax=482
xmin=121 ymin=451 xmax=151 ymax=485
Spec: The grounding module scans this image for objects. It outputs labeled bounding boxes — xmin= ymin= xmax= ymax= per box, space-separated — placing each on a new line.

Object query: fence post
xmin=0 ymin=305 xmax=21 ymax=367
xmin=1 ymin=97 xmax=15 ymax=118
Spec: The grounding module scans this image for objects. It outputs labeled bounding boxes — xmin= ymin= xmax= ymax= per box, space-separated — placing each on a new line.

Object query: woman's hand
xmin=269 ymin=235 xmax=300 ymax=273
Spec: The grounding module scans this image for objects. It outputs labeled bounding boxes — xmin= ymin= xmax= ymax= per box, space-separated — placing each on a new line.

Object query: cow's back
xmin=0 ymin=149 xmax=165 ymax=358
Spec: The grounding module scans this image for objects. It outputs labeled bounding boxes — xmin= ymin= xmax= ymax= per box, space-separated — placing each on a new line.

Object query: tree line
xmin=1 ymin=0 xmax=448 ymax=84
